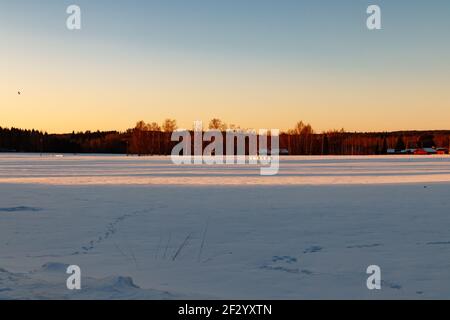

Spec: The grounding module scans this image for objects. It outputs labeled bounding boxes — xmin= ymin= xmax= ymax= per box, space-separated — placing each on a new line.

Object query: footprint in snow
xmin=381 ymin=280 xmax=402 ymax=290
xmin=0 ymin=206 xmax=42 ymax=213
xmin=272 ymin=255 xmax=297 ymax=264
xmin=260 ymin=255 xmax=313 ymax=275
xmin=426 ymin=241 xmax=450 ymax=245
xmin=346 ymin=243 xmax=382 ymax=249
xmin=303 ymin=246 xmax=323 ymax=254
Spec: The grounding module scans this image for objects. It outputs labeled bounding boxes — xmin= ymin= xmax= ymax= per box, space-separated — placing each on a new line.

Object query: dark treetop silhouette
xmin=1 ymin=120 xmax=449 ymax=155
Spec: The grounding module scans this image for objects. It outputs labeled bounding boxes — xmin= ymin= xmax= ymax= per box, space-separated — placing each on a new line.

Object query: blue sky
xmin=1 ymin=0 xmax=450 ymax=132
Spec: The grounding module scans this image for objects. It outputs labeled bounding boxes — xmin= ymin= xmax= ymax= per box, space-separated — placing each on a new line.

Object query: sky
xmin=1 ymin=0 xmax=450 ymax=133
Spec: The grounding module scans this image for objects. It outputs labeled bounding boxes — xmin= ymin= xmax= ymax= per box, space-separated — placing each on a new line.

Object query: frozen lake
xmin=2 ymin=154 xmax=450 ymax=185
xmin=1 ymin=154 xmax=450 ymax=299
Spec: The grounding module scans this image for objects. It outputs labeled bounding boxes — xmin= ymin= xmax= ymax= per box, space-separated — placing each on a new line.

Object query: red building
xmin=414 ymin=148 xmax=437 ymax=155
xmin=436 ymin=148 xmax=449 ymax=155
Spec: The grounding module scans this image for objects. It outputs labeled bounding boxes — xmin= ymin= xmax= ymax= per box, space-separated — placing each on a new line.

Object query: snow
xmin=1 ymin=154 xmax=450 ymax=185
xmin=1 ymin=154 xmax=450 ymax=299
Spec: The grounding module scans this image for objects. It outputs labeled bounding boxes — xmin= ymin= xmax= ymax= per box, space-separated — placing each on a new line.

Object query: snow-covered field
xmin=1 ymin=154 xmax=450 ymax=299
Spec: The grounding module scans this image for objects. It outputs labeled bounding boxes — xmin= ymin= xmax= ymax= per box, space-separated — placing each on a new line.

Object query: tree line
xmin=1 ymin=119 xmax=449 ymax=155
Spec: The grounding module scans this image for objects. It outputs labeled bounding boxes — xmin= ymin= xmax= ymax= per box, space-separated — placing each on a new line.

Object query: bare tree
xmin=228 ymin=124 xmax=240 ymax=130
xmin=208 ymin=118 xmax=227 ymax=131
xmin=292 ymin=121 xmax=314 ymax=135
xmin=287 ymin=121 xmax=315 ymax=154
xmin=135 ymin=121 xmax=147 ymax=131
xmin=162 ymin=119 xmax=177 ymax=132
xmin=147 ymin=122 xmax=161 ymax=132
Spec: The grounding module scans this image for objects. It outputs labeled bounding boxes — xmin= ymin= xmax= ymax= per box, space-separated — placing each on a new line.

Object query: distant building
xmin=387 ymin=148 xmax=412 ymax=155
xmin=277 ymin=148 xmax=290 ymax=156
xmin=388 ymin=147 xmax=448 ymax=155
xmin=436 ymin=148 xmax=449 ymax=155
xmin=259 ymin=148 xmax=289 ymax=156
xmin=414 ymin=148 xmax=437 ymax=155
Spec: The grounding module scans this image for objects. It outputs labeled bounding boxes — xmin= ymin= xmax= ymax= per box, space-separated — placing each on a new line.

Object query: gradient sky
xmin=1 ymin=0 xmax=450 ymax=133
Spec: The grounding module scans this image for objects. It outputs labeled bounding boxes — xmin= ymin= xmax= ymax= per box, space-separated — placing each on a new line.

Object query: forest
xmin=1 ymin=119 xmax=449 ymax=156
